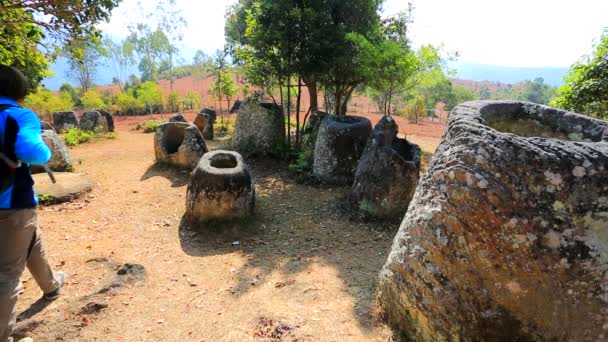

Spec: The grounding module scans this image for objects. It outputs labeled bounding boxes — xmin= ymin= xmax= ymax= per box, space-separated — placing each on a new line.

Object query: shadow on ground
xmin=178 ymin=158 xmax=399 ymax=332
xmin=140 ymin=163 xmax=190 ymax=187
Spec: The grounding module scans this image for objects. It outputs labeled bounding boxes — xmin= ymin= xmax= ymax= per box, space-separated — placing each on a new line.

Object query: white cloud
xmin=99 ymin=0 xmax=607 ymax=68
xmin=384 ymin=0 xmax=608 ymax=67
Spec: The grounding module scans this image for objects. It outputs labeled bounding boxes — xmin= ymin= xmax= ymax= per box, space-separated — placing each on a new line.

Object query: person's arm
xmin=13 ymin=108 xmax=51 ymax=165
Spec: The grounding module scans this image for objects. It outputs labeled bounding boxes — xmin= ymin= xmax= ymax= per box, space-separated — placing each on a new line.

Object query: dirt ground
xmin=14 ymin=117 xmax=445 ymax=341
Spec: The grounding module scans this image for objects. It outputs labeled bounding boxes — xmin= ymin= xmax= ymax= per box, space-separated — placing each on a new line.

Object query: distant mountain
xmin=43 ymin=58 xmax=570 ymax=90
xmin=449 ymin=61 xmax=569 ymax=87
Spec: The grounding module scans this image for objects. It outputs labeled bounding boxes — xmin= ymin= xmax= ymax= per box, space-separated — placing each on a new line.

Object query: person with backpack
xmin=0 ymin=65 xmax=65 ymax=342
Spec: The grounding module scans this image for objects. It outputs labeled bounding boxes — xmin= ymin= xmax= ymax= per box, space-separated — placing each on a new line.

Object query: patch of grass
xmin=100 ymin=132 xmax=117 ymax=140
xmin=37 ymin=193 xmax=56 ymax=205
xmin=61 ymin=128 xmax=94 ymax=146
xmin=217 ymin=119 xmax=235 ymax=136
xmin=141 ymin=120 xmax=162 ymax=133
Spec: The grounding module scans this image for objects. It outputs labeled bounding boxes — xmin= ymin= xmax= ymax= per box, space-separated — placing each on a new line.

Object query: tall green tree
xmin=0 ymin=0 xmax=120 ymax=88
xmin=103 ymin=37 xmax=135 ymax=91
xmin=550 ymin=30 xmax=608 ymax=118
xmin=136 ymin=81 xmax=163 ymax=114
xmin=63 ymin=36 xmax=107 ymax=92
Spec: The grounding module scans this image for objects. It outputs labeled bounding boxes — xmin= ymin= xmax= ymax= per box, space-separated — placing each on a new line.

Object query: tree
xmin=127 ymin=0 xmax=186 ymax=89
xmin=209 ymin=53 xmax=238 ymax=125
xmin=518 ymin=78 xmax=556 ymax=105
xmin=0 ymin=0 xmax=120 ymax=88
xmin=23 ymin=88 xmax=74 ymax=120
xmin=136 ymin=81 xmax=163 ymax=114
xmin=80 ymin=90 xmax=105 ymax=110
xmin=103 ymin=37 xmax=135 ymax=91
xmin=550 ymin=30 xmax=608 ymax=118
xmin=226 ymin=0 xmax=384 ymax=116
xmin=167 ymin=92 xmax=181 ymax=113
xmin=64 ymin=36 xmax=107 ymax=92
xmin=59 ymin=82 xmax=80 ymax=105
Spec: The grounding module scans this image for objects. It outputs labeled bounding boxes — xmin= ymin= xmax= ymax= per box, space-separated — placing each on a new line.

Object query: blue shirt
xmin=0 ymin=97 xmax=51 ymax=209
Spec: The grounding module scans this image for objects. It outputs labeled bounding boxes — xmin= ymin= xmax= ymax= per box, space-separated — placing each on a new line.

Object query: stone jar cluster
xmin=379 ymin=101 xmax=608 ymax=341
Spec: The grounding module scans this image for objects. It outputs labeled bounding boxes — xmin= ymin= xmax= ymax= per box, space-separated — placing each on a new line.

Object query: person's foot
xmin=43 ymin=271 xmax=65 ymax=300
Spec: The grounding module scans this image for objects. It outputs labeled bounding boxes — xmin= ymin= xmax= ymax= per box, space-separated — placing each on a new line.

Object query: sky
xmin=98 ymin=0 xmax=608 ymax=68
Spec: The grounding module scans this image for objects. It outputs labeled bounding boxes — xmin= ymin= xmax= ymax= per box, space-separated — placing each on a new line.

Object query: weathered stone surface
xmin=154 ymin=122 xmax=208 ymax=169
xmin=230 ymin=100 xmax=242 ymax=113
xmin=80 ymin=111 xmax=109 ymax=133
xmin=232 ymin=101 xmax=285 ymax=155
xmin=169 ymin=113 xmax=188 ymax=123
xmin=379 ymin=101 xmax=608 ymax=341
xmin=32 ymin=130 xmax=72 ymax=174
xmin=52 ymin=111 xmax=78 ymax=133
xmin=96 ymin=109 xmax=115 ymax=132
xmin=194 ymin=113 xmax=214 ymax=140
xmin=351 ymin=116 xmax=420 ymax=218
xmin=199 ymin=108 xmax=217 ymax=124
xmin=186 ymin=150 xmax=255 ymax=221
xmin=33 ymin=172 xmax=92 ymax=204
xmin=313 ymin=115 xmax=371 ymax=185
xmin=40 ymin=120 xmax=55 ymax=132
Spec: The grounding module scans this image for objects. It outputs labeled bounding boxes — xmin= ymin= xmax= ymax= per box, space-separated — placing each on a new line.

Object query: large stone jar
xmin=379 ymin=101 xmax=608 ymax=341
xmin=186 ymin=150 xmax=255 ymax=222
xmin=232 ymin=101 xmax=284 ymax=155
xmin=80 ymin=110 xmax=108 ymax=133
xmin=154 ymin=122 xmax=208 ymax=169
xmin=52 ymin=111 xmax=78 ymax=133
xmin=351 ymin=116 xmax=420 ymax=218
xmin=313 ymin=115 xmax=371 ymax=185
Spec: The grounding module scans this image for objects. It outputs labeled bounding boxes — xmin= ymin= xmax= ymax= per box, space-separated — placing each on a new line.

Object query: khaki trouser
xmin=0 ymin=209 xmax=58 ymax=342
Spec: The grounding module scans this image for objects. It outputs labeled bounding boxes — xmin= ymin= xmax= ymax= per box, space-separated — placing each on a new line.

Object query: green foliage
xmin=23 ymin=88 xmax=74 ymax=119
xmin=114 ymin=91 xmax=144 ymax=114
xmin=61 ymin=128 xmax=94 ymax=146
xmin=167 ymin=92 xmax=181 ymax=112
xmin=37 ymin=193 xmax=56 ymax=205
xmin=141 ymin=120 xmax=162 ymax=133
xmin=103 ymin=37 xmax=136 ymax=90
xmin=226 ymin=0 xmax=384 ymax=114
xmin=550 ymin=30 xmax=608 ymax=118
xmin=63 ymin=35 xmax=107 ymax=92
xmin=136 ymin=81 xmax=163 ymax=114
xmin=80 ymin=90 xmax=106 ymax=110
xmin=0 ymin=1 xmax=119 ymax=89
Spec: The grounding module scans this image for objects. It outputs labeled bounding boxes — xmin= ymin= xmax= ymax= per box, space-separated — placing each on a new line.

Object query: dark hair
xmin=0 ymin=65 xmax=28 ymax=101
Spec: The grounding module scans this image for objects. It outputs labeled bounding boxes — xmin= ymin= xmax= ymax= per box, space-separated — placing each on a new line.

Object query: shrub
xmin=61 ymin=128 xmax=94 ymax=146
xmin=141 ymin=120 xmax=162 ymax=133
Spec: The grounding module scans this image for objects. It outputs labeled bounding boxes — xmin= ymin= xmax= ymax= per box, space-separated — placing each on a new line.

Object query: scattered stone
xmin=32 ymin=130 xmax=72 ymax=174
xmin=232 ymin=101 xmax=284 ymax=156
xmin=80 ymin=111 xmax=108 ymax=133
xmin=199 ymin=108 xmax=217 ymax=124
xmin=351 ymin=116 xmax=420 ymax=218
xmin=169 ymin=113 xmax=188 ymax=123
xmin=96 ymin=263 xmax=147 ymax=295
xmin=52 ymin=111 xmax=78 ymax=133
xmin=79 ymin=302 xmax=108 ymax=315
xmin=154 ymin=122 xmax=208 ymax=169
xmin=186 ymin=150 xmax=255 ymax=222
xmin=40 ymin=120 xmax=55 ymax=132
xmin=96 ymin=109 xmax=115 ymax=132
xmin=313 ymin=115 xmax=371 ymax=185
xmin=379 ymin=100 xmax=608 ymax=341
xmin=33 ymin=172 xmax=92 ymax=204
xmin=229 ymin=100 xmax=242 ymax=114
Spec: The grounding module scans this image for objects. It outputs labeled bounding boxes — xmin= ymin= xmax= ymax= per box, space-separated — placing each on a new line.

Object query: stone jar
xmin=154 ymin=122 xmax=208 ymax=169
xmin=186 ymin=150 xmax=255 ymax=222
xmin=351 ymin=116 xmax=421 ymax=218
xmin=379 ymin=101 xmax=608 ymax=341
xmin=313 ymin=115 xmax=372 ymax=185
xmin=52 ymin=111 xmax=78 ymax=133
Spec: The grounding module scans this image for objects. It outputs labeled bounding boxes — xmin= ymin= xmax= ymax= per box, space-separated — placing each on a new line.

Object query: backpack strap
xmin=0 ymin=104 xmax=19 ymax=193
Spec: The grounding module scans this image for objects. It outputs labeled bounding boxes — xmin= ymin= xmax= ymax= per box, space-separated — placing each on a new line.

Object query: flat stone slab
xmin=33 ymin=172 xmax=93 ymax=204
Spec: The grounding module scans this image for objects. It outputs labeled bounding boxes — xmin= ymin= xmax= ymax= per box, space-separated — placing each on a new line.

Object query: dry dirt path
xmin=15 ymin=128 xmax=398 ymax=341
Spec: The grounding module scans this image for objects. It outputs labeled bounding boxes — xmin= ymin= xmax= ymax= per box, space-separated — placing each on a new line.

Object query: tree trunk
xmin=286 ymin=76 xmax=292 ymax=148
xmin=296 ymin=76 xmax=303 ymax=147
xmin=279 ymin=77 xmax=286 ymax=145
xmin=341 ymin=85 xmax=356 ymax=116
xmin=304 ymin=78 xmax=318 ymax=112
xmin=334 ymin=84 xmax=342 ymax=115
